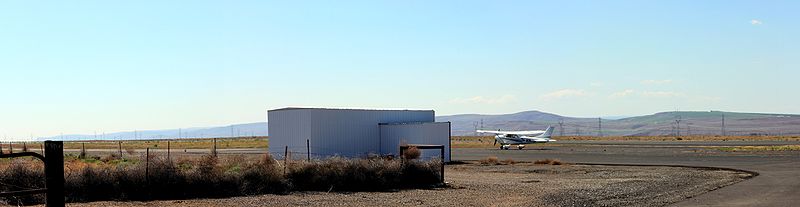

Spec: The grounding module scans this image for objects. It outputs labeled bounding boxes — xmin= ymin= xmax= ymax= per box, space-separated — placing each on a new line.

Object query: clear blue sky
xmin=1 ymin=1 xmax=798 ymax=140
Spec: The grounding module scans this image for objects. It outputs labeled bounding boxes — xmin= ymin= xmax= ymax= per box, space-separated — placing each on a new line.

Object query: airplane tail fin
xmin=538 ymin=126 xmax=555 ymax=138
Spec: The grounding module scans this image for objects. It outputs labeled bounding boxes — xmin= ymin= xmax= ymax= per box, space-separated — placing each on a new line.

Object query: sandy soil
xmin=57 ymin=162 xmax=751 ymax=207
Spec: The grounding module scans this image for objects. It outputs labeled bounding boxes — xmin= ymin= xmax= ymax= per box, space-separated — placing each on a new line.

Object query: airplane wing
xmin=477 ymin=130 xmax=546 ymax=135
xmin=523 ymin=137 xmax=556 ymax=143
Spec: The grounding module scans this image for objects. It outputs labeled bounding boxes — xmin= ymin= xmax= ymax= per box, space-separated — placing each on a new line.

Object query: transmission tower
xmin=473 ymin=121 xmax=479 ymax=136
xmin=721 ymin=113 xmax=726 ymax=136
xmin=598 ymin=118 xmax=602 ymax=137
xmin=675 ymin=115 xmax=682 ymax=136
xmin=687 ymin=123 xmax=692 ymax=136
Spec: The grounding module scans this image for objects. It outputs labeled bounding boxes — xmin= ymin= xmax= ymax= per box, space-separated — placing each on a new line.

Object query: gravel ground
xmin=53 ymin=162 xmax=751 ymax=207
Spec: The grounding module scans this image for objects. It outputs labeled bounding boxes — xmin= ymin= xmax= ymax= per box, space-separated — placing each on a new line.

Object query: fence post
xmin=118 ymin=141 xmax=123 ymax=159
xmin=44 ymin=141 xmax=64 ymax=207
xmin=212 ymin=138 xmax=217 ymax=157
xmin=283 ymin=146 xmax=288 ymax=175
xmin=145 ymin=147 xmax=150 ymax=183
xmin=80 ymin=143 xmax=86 ymax=159
xmin=440 ymin=147 xmax=445 ymax=183
xmin=306 ymin=139 xmax=310 ymax=161
xmin=167 ymin=141 xmax=171 ymax=160
xmin=9 ymin=142 xmax=12 ymax=153
xmin=22 ymin=143 xmax=27 ymax=152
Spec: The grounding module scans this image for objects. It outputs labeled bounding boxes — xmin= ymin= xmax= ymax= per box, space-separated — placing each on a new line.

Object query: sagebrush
xmin=0 ymin=154 xmax=442 ymax=205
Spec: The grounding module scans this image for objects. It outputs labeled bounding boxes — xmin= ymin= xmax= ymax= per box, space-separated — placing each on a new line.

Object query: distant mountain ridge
xmin=438 ymin=110 xmax=800 ymax=136
xmin=37 ymin=110 xmax=800 ymax=141
xmin=37 ymin=122 xmax=267 ymax=141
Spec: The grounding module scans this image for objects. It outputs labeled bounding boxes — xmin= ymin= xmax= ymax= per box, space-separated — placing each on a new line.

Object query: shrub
xmin=479 ymin=156 xmax=499 ymax=165
xmin=2 ymin=155 xmax=442 ymax=205
xmin=79 ymin=146 xmax=87 ymax=159
xmin=125 ymin=148 xmax=136 ymax=155
xmin=0 ymin=161 xmax=45 ymax=205
xmin=501 ymin=158 xmax=516 ymax=165
xmin=534 ymin=158 xmax=563 ymax=165
xmin=402 ymin=146 xmax=421 ymax=160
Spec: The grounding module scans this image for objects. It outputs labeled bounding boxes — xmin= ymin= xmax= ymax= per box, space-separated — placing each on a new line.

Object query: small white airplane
xmin=477 ymin=126 xmax=556 ymax=150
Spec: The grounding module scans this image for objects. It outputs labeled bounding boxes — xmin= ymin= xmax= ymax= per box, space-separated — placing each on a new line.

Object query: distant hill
xmin=438 ymin=110 xmax=800 ymax=136
xmin=37 ymin=122 xmax=267 ymax=141
xmin=36 ymin=110 xmax=800 ymax=141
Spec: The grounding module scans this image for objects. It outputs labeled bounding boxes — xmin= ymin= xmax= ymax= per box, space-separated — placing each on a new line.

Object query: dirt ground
xmin=58 ymin=162 xmax=751 ymax=207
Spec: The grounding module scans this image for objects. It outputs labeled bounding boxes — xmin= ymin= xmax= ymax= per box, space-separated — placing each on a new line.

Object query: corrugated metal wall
xmin=268 ymin=108 xmax=436 ymax=159
xmin=379 ymin=122 xmax=451 ymax=162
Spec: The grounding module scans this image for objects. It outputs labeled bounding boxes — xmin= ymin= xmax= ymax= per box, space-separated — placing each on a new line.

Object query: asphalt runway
xmin=454 ymin=140 xmax=800 ymax=207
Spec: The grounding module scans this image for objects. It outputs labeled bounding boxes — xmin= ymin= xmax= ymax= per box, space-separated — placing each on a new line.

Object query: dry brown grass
xmin=555 ymin=135 xmax=800 ymax=141
xmin=714 ymin=145 xmax=800 ymax=152
xmin=533 ymin=159 xmax=563 ymax=165
xmin=57 ymin=137 xmax=269 ymax=150
xmin=0 ymin=153 xmax=442 ymax=205
xmin=402 ymin=146 xmax=421 ymax=159
xmin=449 ymin=135 xmax=800 ymax=149
xmin=501 ymin=158 xmax=516 ymax=165
xmin=479 ymin=156 xmax=499 ymax=165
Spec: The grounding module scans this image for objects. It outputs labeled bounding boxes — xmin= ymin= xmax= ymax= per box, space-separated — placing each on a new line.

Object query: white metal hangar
xmin=268 ymin=107 xmax=451 ymax=162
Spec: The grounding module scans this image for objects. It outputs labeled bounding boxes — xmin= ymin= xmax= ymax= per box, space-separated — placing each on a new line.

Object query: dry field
xmin=451 ymin=135 xmax=800 ymax=148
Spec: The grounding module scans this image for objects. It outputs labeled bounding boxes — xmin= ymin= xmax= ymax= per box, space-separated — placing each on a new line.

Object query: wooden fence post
xmin=283 ymin=146 xmax=288 ymax=175
xmin=306 ymin=139 xmax=310 ymax=161
xmin=440 ymin=147 xmax=445 ymax=183
xmin=118 ymin=141 xmax=123 ymax=159
xmin=44 ymin=141 xmax=64 ymax=207
xmin=145 ymin=147 xmax=150 ymax=183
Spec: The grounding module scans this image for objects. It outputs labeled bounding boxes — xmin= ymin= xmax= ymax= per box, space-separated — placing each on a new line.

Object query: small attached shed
xmin=379 ymin=122 xmax=451 ymax=162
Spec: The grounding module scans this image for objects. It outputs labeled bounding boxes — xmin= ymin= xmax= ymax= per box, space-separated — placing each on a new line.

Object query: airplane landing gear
xmin=518 ymin=145 xmax=525 ymax=150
